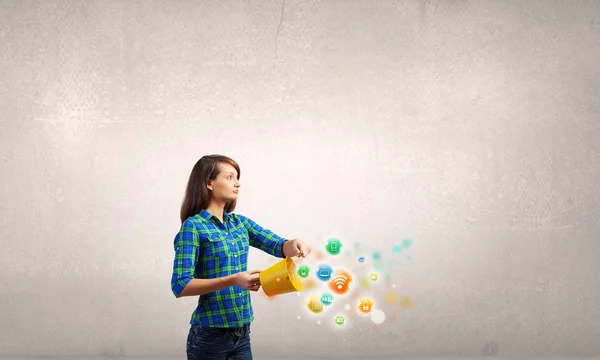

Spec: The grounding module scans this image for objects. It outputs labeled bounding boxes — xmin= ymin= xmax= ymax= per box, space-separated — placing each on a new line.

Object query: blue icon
xmin=357 ymin=256 xmax=365 ymax=263
xmin=316 ymin=264 xmax=333 ymax=281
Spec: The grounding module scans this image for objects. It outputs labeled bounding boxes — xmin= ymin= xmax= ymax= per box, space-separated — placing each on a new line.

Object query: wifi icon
xmin=328 ymin=269 xmax=352 ymax=295
xmin=333 ymin=275 xmax=347 ymax=289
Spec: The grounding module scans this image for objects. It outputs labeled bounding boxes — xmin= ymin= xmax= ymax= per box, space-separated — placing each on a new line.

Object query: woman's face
xmin=207 ymin=162 xmax=240 ymax=203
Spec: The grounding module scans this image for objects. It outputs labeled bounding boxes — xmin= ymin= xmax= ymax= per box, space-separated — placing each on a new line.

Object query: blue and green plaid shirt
xmin=171 ymin=209 xmax=287 ymax=328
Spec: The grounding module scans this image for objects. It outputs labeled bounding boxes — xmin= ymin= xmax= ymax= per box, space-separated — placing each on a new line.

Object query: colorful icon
xmin=357 ymin=256 xmax=365 ymax=263
xmin=392 ymin=244 xmax=402 ymax=254
xmin=359 ymin=277 xmax=371 ymax=289
xmin=335 ymin=315 xmax=345 ymax=325
xmin=359 ymin=299 xmax=374 ymax=314
xmin=399 ymin=296 xmax=413 ymax=309
xmin=328 ymin=269 xmax=353 ymax=295
xmin=307 ymin=294 xmax=323 ymax=314
xmin=302 ymin=278 xmax=317 ymax=290
xmin=297 ymin=264 xmax=310 ymax=278
xmin=402 ymin=238 xmax=413 ymax=248
xmin=384 ymin=291 xmax=398 ymax=304
xmin=316 ymin=264 xmax=333 ymax=281
xmin=369 ymin=272 xmax=378 ymax=281
xmin=325 ymin=238 xmax=342 ymax=255
xmin=372 ymin=251 xmax=381 ymax=260
xmin=320 ymin=292 xmax=333 ymax=306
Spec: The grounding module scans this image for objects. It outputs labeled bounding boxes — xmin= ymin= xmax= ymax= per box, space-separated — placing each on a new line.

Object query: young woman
xmin=171 ymin=154 xmax=311 ymax=360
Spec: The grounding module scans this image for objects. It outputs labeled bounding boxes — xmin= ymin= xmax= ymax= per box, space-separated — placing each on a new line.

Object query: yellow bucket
xmin=260 ymin=257 xmax=303 ymax=297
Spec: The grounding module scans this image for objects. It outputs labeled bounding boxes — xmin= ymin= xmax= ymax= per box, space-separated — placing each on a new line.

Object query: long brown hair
xmin=180 ymin=155 xmax=241 ymax=223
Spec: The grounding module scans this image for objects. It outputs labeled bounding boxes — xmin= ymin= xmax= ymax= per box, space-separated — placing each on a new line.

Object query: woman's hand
xmin=233 ymin=270 xmax=262 ymax=291
xmin=283 ymin=238 xmax=312 ymax=258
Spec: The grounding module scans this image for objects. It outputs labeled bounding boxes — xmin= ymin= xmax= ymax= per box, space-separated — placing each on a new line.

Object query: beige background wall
xmin=1 ymin=0 xmax=599 ymax=358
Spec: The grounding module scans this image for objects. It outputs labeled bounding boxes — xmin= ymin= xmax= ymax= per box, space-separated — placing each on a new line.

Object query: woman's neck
xmin=205 ymin=202 xmax=225 ymax=223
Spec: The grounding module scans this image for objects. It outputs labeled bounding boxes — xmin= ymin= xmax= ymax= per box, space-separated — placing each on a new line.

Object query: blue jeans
xmin=186 ymin=323 xmax=252 ymax=360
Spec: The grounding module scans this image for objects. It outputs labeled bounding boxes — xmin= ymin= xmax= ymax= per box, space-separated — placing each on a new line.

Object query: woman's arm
xmin=177 ymin=276 xmax=235 ymax=298
xmin=238 ymin=215 xmax=288 ymax=257
xmin=171 ymin=218 xmax=201 ymax=297
xmin=177 ymin=270 xmax=261 ymax=297
xmin=282 ymin=238 xmax=312 ymax=258
xmin=237 ymin=215 xmax=312 ymax=258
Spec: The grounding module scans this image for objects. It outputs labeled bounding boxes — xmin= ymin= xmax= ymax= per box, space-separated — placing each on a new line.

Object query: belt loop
xmin=233 ymin=327 xmax=243 ymax=336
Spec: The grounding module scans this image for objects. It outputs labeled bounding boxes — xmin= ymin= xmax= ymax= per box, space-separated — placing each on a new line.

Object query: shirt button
xmin=234 ymin=254 xmax=238 ymax=257
xmin=236 ymin=267 xmax=239 ymax=271
xmin=239 ymin=293 xmax=242 ymax=297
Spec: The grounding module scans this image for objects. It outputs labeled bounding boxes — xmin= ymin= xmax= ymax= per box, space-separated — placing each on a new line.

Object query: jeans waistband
xmin=196 ymin=323 xmax=250 ymax=337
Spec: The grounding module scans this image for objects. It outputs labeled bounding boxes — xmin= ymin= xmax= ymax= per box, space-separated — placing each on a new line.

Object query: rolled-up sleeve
xmin=171 ymin=219 xmax=199 ymax=298
xmin=240 ymin=215 xmax=287 ymax=258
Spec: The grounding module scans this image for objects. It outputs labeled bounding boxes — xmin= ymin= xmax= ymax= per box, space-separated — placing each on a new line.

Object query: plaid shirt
xmin=171 ymin=209 xmax=287 ymax=328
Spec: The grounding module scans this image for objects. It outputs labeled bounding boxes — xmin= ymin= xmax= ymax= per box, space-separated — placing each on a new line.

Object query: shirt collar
xmin=199 ymin=209 xmax=230 ymax=222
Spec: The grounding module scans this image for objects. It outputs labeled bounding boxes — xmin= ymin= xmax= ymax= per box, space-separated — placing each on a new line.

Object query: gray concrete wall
xmin=1 ymin=0 xmax=599 ymax=358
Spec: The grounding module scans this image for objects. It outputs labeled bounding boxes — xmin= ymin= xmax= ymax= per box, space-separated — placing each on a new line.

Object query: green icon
xmin=335 ymin=315 xmax=345 ymax=325
xmin=325 ymin=238 xmax=342 ymax=255
xmin=369 ymin=272 xmax=378 ymax=281
xmin=297 ymin=264 xmax=310 ymax=278
xmin=320 ymin=292 xmax=333 ymax=306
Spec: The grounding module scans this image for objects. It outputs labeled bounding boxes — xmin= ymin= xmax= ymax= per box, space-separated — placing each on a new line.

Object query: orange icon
xmin=358 ymin=299 xmax=374 ymax=314
xmin=328 ymin=269 xmax=353 ymax=295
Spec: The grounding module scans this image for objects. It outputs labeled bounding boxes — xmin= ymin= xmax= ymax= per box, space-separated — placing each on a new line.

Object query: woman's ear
xmin=206 ymin=180 xmax=213 ymax=191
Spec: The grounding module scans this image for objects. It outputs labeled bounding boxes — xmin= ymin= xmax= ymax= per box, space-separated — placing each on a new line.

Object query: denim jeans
xmin=186 ymin=323 xmax=252 ymax=360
